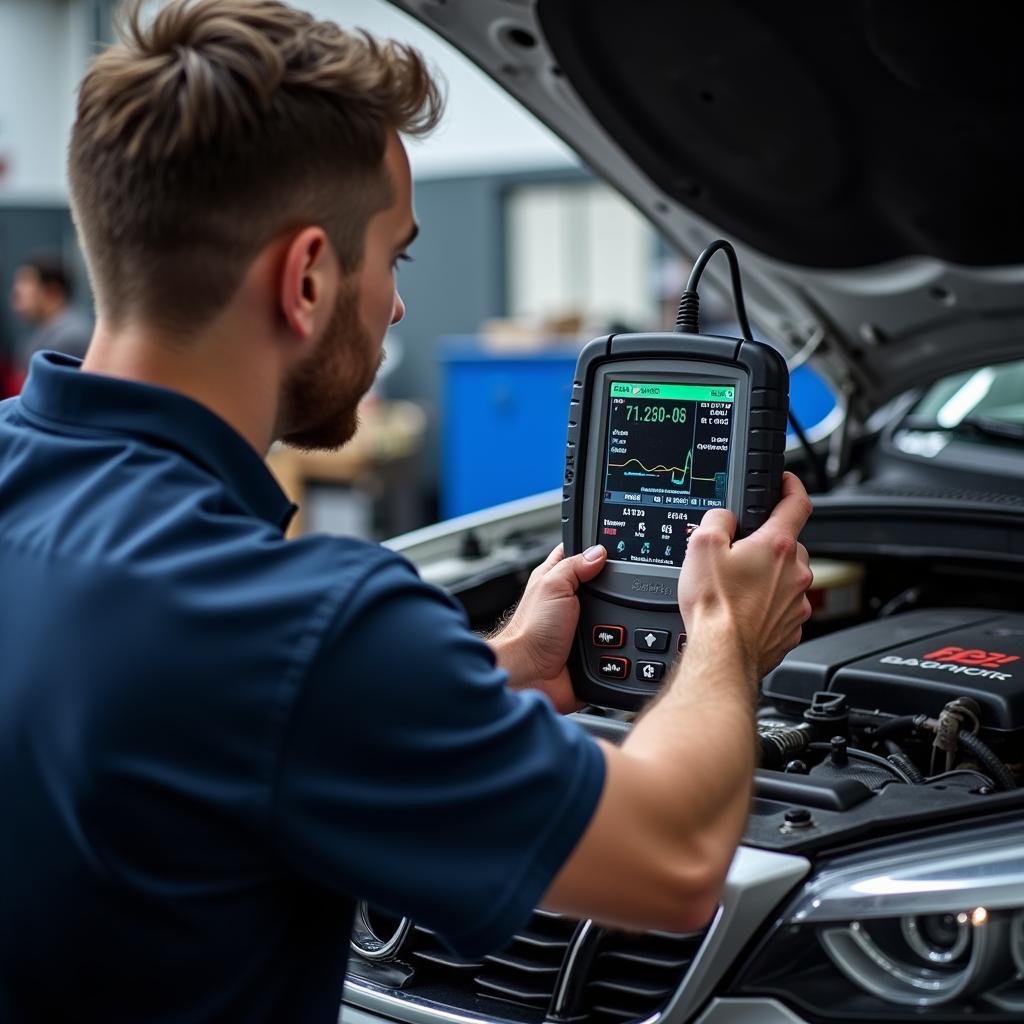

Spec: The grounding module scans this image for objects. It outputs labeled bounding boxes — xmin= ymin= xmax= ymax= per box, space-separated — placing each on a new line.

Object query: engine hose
xmin=868 ymin=715 xmax=920 ymax=744
xmin=806 ymin=742 xmax=916 ymax=785
xmin=886 ymin=752 xmax=924 ymax=785
xmin=957 ymin=731 xmax=1016 ymax=791
xmin=759 ymin=726 xmax=809 ymax=770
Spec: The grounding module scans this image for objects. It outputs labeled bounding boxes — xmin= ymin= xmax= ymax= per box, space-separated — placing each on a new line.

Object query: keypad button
xmin=677 ymin=632 xmax=688 ymax=654
xmin=598 ymin=656 xmax=630 ymax=679
xmin=592 ymin=625 xmax=625 ymax=648
xmin=636 ymin=661 xmax=666 ymax=682
xmin=634 ymin=628 xmax=670 ymax=654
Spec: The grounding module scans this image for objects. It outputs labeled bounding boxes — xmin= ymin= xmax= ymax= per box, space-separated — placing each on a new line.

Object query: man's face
xmin=10 ymin=266 xmax=47 ymax=324
xmin=279 ymin=132 xmax=415 ymax=451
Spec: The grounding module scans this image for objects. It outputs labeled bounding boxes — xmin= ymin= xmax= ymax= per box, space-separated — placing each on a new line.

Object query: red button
xmin=598 ymin=656 xmax=630 ymax=679
xmin=592 ymin=625 xmax=625 ymax=648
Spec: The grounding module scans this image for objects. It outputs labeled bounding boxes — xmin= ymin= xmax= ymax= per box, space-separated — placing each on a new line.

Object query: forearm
xmin=487 ymin=630 xmax=531 ymax=691
xmin=619 ymin=624 xmax=757 ymax=896
xmin=543 ymin=622 xmax=758 ymax=933
xmin=543 ymin=477 xmax=812 ymax=933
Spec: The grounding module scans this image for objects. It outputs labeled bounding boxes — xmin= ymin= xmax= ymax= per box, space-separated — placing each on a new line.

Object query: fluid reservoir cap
xmin=806 ymin=690 xmax=848 ymax=718
xmin=804 ymin=691 xmax=849 ymax=732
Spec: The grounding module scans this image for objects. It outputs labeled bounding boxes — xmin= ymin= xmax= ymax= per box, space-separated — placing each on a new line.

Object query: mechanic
xmin=0 ymin=2 xmax=813 ymax=1021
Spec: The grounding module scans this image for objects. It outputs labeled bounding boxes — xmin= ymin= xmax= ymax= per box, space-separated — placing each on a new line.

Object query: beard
xmin=278 ymin=283 xmax=384 ymax=452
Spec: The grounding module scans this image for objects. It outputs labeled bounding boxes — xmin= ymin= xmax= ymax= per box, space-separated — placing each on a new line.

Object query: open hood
xmin=388 ymin=0 xmax=1024 ymax=420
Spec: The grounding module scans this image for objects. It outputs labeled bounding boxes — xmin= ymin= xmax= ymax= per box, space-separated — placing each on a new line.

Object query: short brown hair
xmin=69 ymin=0 xmax=442 ymax=331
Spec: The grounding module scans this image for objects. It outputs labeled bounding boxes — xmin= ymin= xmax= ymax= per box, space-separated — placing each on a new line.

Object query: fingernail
xmin=584 ymin=544 xmax=605 ymax=561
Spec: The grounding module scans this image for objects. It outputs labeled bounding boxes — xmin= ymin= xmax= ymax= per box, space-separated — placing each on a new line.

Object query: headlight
xmin=733 ymin=820 xmax=1024 ymax=1019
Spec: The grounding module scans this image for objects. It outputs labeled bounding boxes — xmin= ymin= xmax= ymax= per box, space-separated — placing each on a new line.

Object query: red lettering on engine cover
xmin=922 ymin=646 xmax=1021 ymax=669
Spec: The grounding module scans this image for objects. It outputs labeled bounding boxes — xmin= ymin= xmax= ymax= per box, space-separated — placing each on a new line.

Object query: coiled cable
xmin=758 ymin=725 xmax=810 ymax=769
xmin=886 ymin=751 xmax=924 ymax=785
xmin=957 ymin=730 xmax=1016 ymax=791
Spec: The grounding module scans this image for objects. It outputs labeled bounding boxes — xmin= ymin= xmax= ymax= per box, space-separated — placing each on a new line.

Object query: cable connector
xmin=673 ymin=238 xmax=751 ymax=340
xmin=674 ymin=289 xmax=700 ymax=335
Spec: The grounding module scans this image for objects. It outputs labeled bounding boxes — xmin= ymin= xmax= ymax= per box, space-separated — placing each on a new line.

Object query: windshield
xmin=908 ymin=359 xmax=1024 ymax=433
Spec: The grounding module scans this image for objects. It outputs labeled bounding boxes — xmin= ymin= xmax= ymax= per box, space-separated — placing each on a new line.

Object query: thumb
xmin=546 ymin=544 xmax=607 ymax=593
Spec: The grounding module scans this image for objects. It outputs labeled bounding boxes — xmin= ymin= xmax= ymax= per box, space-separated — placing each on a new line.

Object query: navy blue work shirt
xmin=0 ymin=352 xmax=605 ymax=1024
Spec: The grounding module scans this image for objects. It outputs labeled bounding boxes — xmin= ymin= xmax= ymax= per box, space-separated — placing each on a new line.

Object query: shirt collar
xmin=19 ymin=351 xmax=297 ymax=532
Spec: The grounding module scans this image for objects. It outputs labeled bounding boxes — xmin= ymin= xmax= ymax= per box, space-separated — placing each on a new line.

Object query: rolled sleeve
xmin=272 ymin=558 xmax=605 ymax=959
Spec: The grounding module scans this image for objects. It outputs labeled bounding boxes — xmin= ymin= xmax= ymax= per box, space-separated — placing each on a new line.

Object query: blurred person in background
xmin=9 ymin=251 xmax=92 ymax=372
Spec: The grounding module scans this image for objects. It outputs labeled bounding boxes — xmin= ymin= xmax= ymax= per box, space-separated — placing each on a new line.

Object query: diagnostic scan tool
xmin=563 ymin=241 xmax=790 ymax=708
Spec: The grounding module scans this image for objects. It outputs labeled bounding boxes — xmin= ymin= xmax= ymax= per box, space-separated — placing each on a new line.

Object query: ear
xmin=278 ymin=226 xmax=336 ymax=346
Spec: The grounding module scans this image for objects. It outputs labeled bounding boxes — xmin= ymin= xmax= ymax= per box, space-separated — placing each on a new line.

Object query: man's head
xmin=10 ymin=252 xmax=73 ymax=325
xmin=70 ymin=0 xmax=442 ymax=449
xmin=279 ymin=131 xmax=419 ymax=449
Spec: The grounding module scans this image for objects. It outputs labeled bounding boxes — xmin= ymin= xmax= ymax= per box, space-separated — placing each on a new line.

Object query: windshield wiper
xmin=901 ymin=414 xmax=1024 ymax=443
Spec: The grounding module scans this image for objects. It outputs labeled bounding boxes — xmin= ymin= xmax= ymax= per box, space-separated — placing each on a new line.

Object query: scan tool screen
xmin=597 ymin=380 xmax=735 ymax=567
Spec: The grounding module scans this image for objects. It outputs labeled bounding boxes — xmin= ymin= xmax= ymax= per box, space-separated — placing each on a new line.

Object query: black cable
xmin=674 ymin=238 xmax=828 ymax=492
xmin=865 ymin=713 xmax=1015 ymax=791
xmin=807 ymin=742 xmax=916 ymax=784
xmin=786 ymin=409 xmax=828 ymax=494
xmin=924 ymin=769 xmax=994 ymax=789
xmin=957 ymin=730 xmax=1016 ymax=791
xmin=674 ymin=239 xmax=751 ymax=339
xmin=866 ymin=715 xmax=921 ymax=745
xmin=886 ymin=751 xmax=924 ymax=785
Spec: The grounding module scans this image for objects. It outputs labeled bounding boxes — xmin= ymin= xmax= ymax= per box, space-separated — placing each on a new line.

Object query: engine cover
xmin=764 ymin=609 xmax=1024 ymax=736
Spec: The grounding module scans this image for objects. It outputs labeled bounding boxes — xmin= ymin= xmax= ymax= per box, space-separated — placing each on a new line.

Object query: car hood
xmin=389 ymin=0 xmax=1024 ymax=420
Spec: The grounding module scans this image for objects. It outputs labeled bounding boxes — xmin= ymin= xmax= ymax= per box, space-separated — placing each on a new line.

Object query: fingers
xmin=527 ymin=543 xmax=567 ymax=587
xmin=692 ymin=508 xmax=738 ymax=545
xmin=541 ymin=543 xmax=565 ymax=570
xmin=797 ymin=550 xmax=814 ymax=592
xmin=544 ymin=546 xmax=607 ymax=593
xmin=766 ymin=472 xmax=813 ymax=538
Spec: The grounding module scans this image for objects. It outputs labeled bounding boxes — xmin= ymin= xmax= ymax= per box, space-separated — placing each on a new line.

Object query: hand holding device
xmin=491 ymin=542 xmax=607 ymax=713
xmin=678 ymin=472 xmax=813 ymax=685
xmin=562 ymin=239 xmax=798 ymax=708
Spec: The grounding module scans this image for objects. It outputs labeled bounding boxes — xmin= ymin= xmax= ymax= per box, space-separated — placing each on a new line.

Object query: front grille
xmin=476 ymin=909 xmax=577 ymax=1010
xmin=585 ymin=929 xmax=706 ymax=1024
xmin=410 ymin=923 xmax=484 ymax=973
xmin=349 ymin=905 xmax=710 ymax=1024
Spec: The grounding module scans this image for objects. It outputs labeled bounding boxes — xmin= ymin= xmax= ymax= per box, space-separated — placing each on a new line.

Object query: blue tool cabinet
xmin=440 ymin=341 xmax=579 ymax=518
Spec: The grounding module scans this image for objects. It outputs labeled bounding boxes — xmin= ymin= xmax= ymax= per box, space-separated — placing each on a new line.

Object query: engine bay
xmin=363 ymin=496 xmax=1024 ymax=1023
xmin=392 ymin=490 xmax=1024 ymax=855
xmin=743 ymin=609 xmax=1024 ymax=851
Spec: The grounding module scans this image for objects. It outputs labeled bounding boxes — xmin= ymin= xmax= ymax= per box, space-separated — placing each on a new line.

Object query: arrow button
xmin=633 ymin=628 xmax=669 ymax=653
